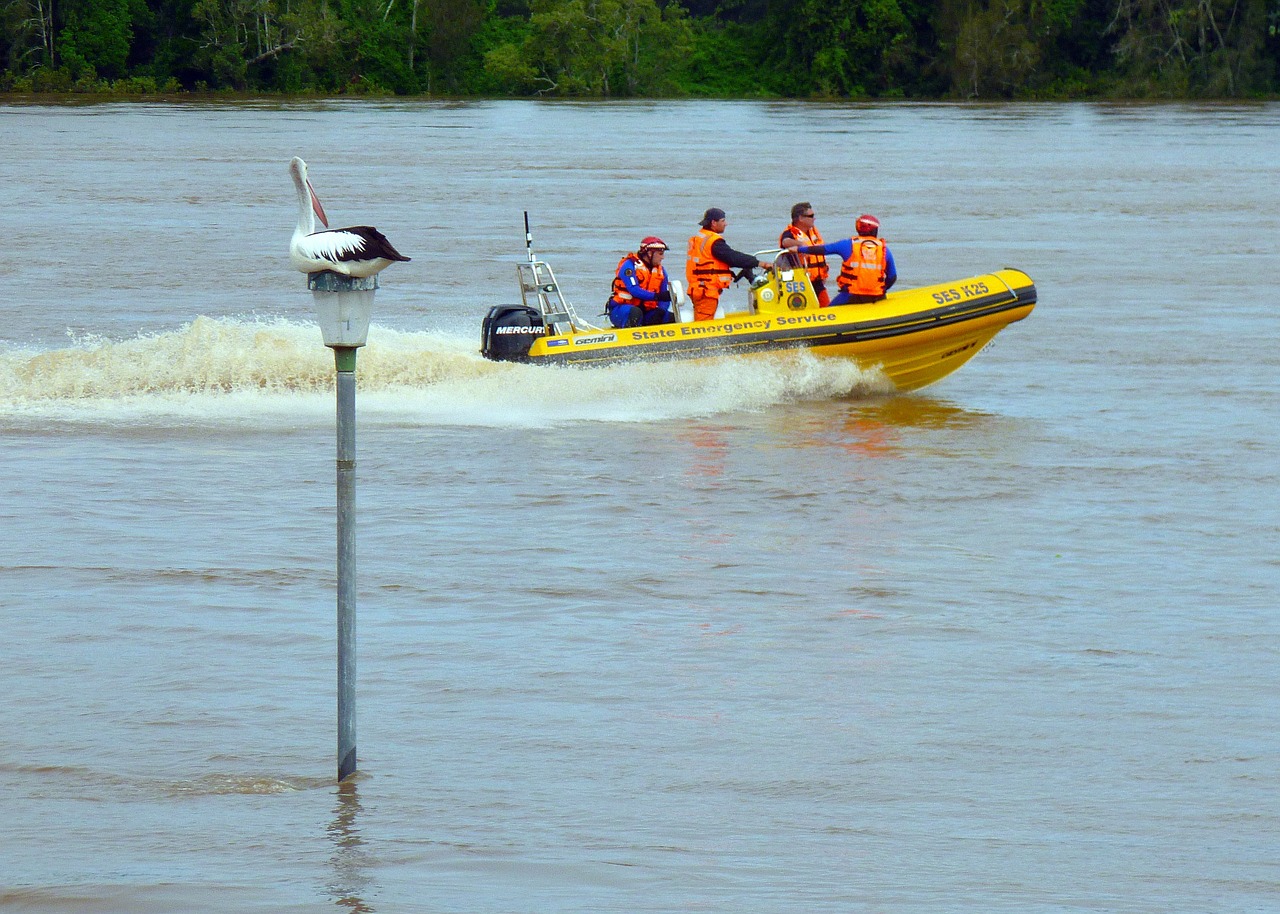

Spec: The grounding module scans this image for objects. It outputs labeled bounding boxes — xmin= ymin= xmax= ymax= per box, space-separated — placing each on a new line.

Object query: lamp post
xmin=310 ymin=270 xmax=377 ymax=782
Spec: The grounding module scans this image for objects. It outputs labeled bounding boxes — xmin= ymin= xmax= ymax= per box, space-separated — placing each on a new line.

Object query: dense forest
xmin=3 ymin=0 xmax=1278 ymax=98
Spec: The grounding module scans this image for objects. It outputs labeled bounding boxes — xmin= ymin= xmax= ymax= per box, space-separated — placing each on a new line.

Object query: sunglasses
xmin=801 ymin=212 xmax=815 ymax=218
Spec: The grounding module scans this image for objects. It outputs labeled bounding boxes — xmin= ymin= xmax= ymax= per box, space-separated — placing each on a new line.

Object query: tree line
xmin=3 ymin=0 xmax=1277 ymax=98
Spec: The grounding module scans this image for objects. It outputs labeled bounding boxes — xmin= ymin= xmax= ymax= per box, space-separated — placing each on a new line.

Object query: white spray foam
xmin=0 ymin=316 xmax=892 ymax=428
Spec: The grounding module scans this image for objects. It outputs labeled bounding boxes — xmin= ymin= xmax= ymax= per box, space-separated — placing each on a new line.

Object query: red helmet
xmin=639 ymin=236 xmax=668 ymax=253
xmin=855 ymin=214 xmax=880 ymax=236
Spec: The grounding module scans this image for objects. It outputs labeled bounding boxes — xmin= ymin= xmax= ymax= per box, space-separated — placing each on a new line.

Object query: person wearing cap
xmin=779 ymin=202 xmax=831 ymax=307
xmin=685 ymin=208 xmax=772 ymax=321
xmin=607 ymin=236 xmax=675 ymax=328
xmin=794 ymin=214 xmax=896 ymax=305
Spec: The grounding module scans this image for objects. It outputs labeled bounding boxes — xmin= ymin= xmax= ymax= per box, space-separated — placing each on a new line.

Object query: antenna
xmin=513 ymin=211 xmax=602 ymax=333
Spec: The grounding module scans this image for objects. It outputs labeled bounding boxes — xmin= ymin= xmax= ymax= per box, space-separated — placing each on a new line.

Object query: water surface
xmin=1 ymin=99 xmax=1277 ymax=913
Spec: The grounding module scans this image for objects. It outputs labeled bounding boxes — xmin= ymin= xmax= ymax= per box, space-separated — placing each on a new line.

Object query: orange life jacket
xmin=838 ymin=235 xmax=888 ymax=296
xmin=686 ymin=229 xmax=733 ymax=297
xmin=610 ymin=253 xmax=666 ymax=308
xmin=779 ymin=224 xmax=830 ymax=283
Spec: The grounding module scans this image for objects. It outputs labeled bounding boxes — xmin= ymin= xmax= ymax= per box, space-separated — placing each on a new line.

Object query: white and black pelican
xmin=289 ymin=156 xmax=410 ymax=278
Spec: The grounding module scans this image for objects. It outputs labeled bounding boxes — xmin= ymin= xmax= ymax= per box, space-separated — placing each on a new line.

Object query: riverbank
xmin=3 ymin=86 xmax=1277 ymax=105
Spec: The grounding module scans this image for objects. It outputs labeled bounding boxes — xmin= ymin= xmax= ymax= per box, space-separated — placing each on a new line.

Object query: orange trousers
xmin=690 ymin=292 xmax=721 ymax=322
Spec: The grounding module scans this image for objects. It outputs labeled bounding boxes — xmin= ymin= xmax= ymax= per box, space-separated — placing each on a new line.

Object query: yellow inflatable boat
xmin=480 ymin=252 xmax=1035 ymax=392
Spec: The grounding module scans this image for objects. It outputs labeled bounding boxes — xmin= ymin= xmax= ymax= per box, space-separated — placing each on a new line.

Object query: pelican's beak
xmin=308 ymin=180 xmax=329 ymax=228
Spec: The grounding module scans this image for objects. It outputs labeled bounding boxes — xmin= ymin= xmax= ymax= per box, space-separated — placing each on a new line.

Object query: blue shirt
xmin=613 ymin=258 xmax=670 ymax=305
xmin=798 ymin=238 xmax=897 ymax=290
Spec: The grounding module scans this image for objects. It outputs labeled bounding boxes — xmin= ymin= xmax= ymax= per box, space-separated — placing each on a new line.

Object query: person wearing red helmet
xmin=793 ymin=214 xmax=897 ymax=305
xmin=607 ymin=236 xmax=675 ymax=328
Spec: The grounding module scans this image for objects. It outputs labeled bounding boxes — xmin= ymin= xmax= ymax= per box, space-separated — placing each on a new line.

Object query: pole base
xmin=338 ymin=747 xmax=357 ymax=782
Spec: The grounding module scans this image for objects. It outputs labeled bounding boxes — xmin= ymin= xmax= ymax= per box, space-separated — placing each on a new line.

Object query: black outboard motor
xmin=481 ymin=305 xmax=546 ymax=362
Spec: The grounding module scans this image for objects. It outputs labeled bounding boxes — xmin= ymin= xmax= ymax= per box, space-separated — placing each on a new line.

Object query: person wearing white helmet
xmin=607 ymin=236 xmax=675 ymax=328
xmin=793 ymin=214 xmax=897 ymax=305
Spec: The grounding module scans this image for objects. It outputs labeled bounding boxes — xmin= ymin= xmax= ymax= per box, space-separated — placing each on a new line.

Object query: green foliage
xmin=950 ymin=0 xmax=1041 ymax=97
xmin=29 ymin=66 xmax=76 ymax=91
xmin=0 ymin=0 xmax=1275 ymax=96
xmin=483 ymin=0 xmax=694 ymax=95
xmin=459 ymin=14 xmax=529 ymax=93
xmin=420 ymin=0 xmax=487 ymax=92
xmin=767 ymin=0 xmax=913 ymax=96
xmin=765 ymin=0 xmax=943 ymax=96
xmin=679 ymin=19 xmax=773 ymax=96
xmin=1268 ymin=0 xmax=1280 ymax=85
xmin=1107 ymin=0 xmax=1272 ymax=95
xmin=341 ymin=0 xmax=420 ymax=94
xmin=2 ymin=0 xmax=56 ymax=71
xmin=59 ymin=0 xmax=133 ymax=79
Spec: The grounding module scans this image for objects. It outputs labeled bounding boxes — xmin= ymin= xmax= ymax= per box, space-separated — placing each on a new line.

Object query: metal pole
xmin=335 ymin=346 xmax=358 ymax=782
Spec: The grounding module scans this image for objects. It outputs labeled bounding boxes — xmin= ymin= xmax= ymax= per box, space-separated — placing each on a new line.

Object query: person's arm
xmin=617 ymin=262 xmax=660 ymax=303
xmin=711 ymin=239 xmax=771 ymax=272
xmin=796 ymin=238 xmax=852 ymax=261
xmin=779 ymin=229 xmax=808 ymax=269
xmin=884 ymin=248 xmax=897 ymax=290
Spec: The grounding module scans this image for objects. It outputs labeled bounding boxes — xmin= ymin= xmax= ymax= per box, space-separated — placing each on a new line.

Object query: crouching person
xmin=607 ymin=237 xmax=676 ymax=328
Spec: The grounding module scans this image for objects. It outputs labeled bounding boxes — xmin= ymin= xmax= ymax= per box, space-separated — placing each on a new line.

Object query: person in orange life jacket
xmin=793 ymin=214 xmax=897 ymax=305
xmin=607 ymin=236 xmax=676 ymax=328
xmin=778 ymin=202 xmax=831 ymax=307
xmin=685 ymin=208 xmax=772 ymax=321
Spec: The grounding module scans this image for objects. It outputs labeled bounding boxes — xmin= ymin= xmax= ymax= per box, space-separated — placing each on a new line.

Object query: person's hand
xmin=656 ymin=288 xmax=672 ymax=302
xmin=758 ymin=260 xmax=773 ymax=271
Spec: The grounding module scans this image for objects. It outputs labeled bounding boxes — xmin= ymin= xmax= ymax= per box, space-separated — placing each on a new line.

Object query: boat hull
xmin=510 ymin=268 xmax=1036 ymax=392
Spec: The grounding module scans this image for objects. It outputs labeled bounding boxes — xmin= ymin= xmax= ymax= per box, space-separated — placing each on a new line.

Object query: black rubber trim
xmin=537 ymin=284 xmax=1036 ymax=366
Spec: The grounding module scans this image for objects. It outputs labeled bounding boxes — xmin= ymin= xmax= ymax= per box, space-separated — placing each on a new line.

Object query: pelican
xmin=289 ymin=156 xmax=410 ymax=278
